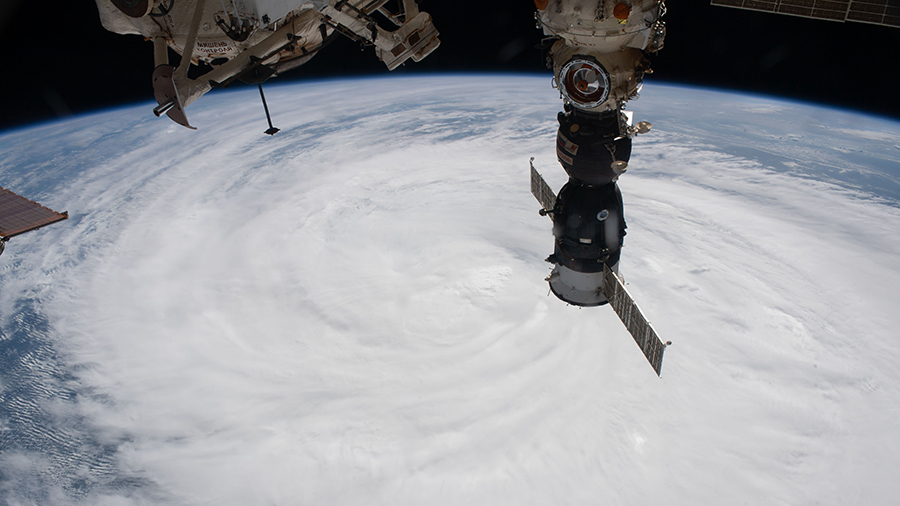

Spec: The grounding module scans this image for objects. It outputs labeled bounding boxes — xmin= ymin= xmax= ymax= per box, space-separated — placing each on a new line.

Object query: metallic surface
xmin=152 ymin=65 xmax=194 ymax=129
xmin=548 ymin=42 xmax=651 ymax=114
xmin=547 ymin=264 xmax=610 ymax=307
xmin=536 ymin=0 xmax=666 ymax=52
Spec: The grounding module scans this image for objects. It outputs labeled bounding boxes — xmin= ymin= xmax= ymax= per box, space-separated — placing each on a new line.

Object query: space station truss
xmin=711 ymin=0 xmax=900 ymax=28
xmin=530 ymin=158 xmax=557 ymax=216
xmin=602 ymin=264 xmax=669 ymax=376
xmin=0 ymin=186 xmax=68 ymax=240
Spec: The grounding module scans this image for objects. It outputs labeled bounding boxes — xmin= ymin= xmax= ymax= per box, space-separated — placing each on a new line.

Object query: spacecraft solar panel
xmin=711 ymin=0 xmax=900 ymax=27
xmin=848 ymin=0 xmax=900 ymax=27
xmin=0 ymin=186 xmax=68 ymax=239
xmin=602 ymin=265 xmax=667 ymax=376
xmin=530 ymin=162 xmax=557 ymax=214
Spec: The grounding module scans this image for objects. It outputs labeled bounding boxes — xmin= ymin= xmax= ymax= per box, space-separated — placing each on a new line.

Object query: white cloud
xmin=2 ymin=76 xmax=900 ymax=505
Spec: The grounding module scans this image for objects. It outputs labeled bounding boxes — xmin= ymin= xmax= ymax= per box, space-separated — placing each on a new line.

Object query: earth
xmin=1 ymin=74 xmax=899 ymax=505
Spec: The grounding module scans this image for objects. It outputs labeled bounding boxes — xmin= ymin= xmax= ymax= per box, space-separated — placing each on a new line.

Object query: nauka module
xmin=95 ymin=0 xmax=439 ymax=131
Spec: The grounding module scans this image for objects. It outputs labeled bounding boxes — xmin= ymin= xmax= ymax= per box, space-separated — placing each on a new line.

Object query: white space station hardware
xmin=529 ymin=1 xmax=668 ymax=376
xmin=0 ymin=186 xmax=68 ymax=258
xmin=96 ymin=0 xmax=440 ymax=131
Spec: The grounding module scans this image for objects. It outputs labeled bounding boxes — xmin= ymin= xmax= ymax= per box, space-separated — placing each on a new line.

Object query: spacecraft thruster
xmin=530 ymin=1 xmax=669 ymax=375
xmin=0 ymin=186 xmax=68 ymax=257
xmin=96 ymin=0 xmax=440 ymax=130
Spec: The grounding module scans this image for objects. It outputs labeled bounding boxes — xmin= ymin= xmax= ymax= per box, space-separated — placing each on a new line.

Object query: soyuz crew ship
xmin=528 ymin=0 xmax=898 ymax=376
xmin=529 ymin=0 xmax=669 ymax=375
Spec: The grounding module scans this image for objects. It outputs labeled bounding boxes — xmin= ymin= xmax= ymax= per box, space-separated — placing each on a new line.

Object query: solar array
xmin=529 ymin=158 xmax=557 ymax=216
xmin=0 ymin=186 xmax=67 ymax=240
xmin=710 ymin=0 xmax=900 ymax=28
xmin=602 ymin=265 xmax=669 ymax=376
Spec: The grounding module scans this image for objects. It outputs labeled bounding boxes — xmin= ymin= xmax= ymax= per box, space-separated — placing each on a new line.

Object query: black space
xmin=1 ymin=1 xmax=898 ymax=132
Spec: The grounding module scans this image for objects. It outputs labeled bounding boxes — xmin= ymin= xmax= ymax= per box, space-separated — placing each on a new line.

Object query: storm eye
xmin=558 ymin=58 xmax=610 ymax=109
xmin=597 ymin=210 xmax=609 ymax=221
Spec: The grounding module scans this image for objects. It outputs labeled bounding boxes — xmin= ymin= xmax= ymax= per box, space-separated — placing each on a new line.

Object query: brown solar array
xmin=530 ymin=158 xmax=557 ymax=216
xmin=0 ymin=186 xmax=68 ymax=239
xmin=711 ymin=0 xmax=900 ymax=28
xmin=602 ymin=265 xmax=669 ymax=376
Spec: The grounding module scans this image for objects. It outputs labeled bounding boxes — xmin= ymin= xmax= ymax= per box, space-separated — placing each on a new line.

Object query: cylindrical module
xmin=537 ymin=1 xmax=664 ymax=305
xmin=555 ymin=107 xmax=632 ymax=186
xmin=545 ymin=180 xmax=626 ymax=306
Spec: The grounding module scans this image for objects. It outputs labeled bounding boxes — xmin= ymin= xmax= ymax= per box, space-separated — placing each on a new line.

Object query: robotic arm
xmin=96 ymin=0 xmax=440 ymax=129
